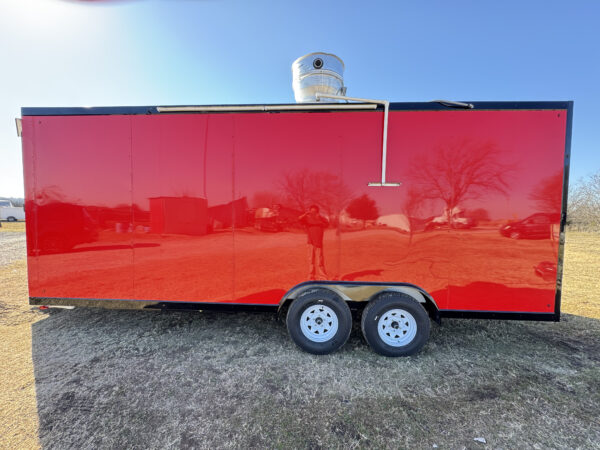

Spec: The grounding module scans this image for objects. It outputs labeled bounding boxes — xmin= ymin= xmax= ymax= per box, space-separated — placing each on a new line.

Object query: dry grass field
xmin=0 ymin=221 xmax=25 ymax=233
xmin=0 ymin=230 xmax=598 ymax=449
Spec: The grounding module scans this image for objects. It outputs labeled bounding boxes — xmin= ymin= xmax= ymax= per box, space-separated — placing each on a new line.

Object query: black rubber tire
xmin=6 ymin=217 xmax=16 ymax=222
xmin=286 ymin=288 xmax=352 ymax=355
xmin=361 ymin=292 xmax=430 ymax=357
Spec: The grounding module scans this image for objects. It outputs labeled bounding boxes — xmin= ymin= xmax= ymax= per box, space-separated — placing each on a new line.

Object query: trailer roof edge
xmin=21 ymin=101 xmax=573 ymax=116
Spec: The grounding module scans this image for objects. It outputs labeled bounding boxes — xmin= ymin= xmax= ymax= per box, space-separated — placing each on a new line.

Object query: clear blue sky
xmin=1 ymin=0 xmax=598 ymax=197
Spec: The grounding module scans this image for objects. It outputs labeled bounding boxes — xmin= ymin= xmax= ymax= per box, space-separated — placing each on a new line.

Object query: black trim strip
xmin=554 ymin=101 xmax=573 ymax=318
xmin=29 ymin=297 xmax=278 ymax=312
xmin=392 ymin=101 xmax=571 ymax=111
xmin=22 ymin=106 xmax=159 ymax=116
xmin=439 ymin=310 xmax=559 ymax=322
xmin=30 ymin=297 xmax=559 ymax=321
xmin=21 ymin=101 xmax=572 ymax=116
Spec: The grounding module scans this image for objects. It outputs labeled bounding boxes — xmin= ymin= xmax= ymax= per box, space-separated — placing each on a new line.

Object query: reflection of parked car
xmin=253 ymin=205 xmax=303 ymax=232
xmin=424 ymin=207 xmax=475 ymax=230
xmin=534 ymin=261 xmax=557 ymax=282
xmin=500 ymin=213 xmax=560 ymax=240
xmin=425 ymin=216 xmax=475 ymax=230
xmin=254 ymin=206 xmax=284 ymax=232
xmin=37 ymin=203 xmax=98 ymax=254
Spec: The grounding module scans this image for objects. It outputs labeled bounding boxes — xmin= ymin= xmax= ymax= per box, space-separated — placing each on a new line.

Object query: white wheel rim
xmin=377 ymin=308 xmax=417 ymax=347
xmin=300 ymin=304 xmax=339 ymax=343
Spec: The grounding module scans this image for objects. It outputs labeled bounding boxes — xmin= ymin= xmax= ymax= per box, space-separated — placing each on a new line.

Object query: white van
xmin=0 ymin=200 xmax=25 ymax=221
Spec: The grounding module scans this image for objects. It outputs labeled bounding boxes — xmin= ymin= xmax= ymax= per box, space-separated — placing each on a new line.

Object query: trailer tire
xmin=286 ymin=289 xmax=352 ymax=355
xmin=361 ymin=292 xmax=430 ymax=357
xmin=6 ymin=216 xmax=16 ymax=222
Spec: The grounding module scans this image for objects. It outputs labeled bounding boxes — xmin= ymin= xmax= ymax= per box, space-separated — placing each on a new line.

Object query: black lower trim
xmin=29 ymin=297 xmax=278 ymax=313
xmin=439 ymin=310 xmax=559 ymax=322
xmin=150 ymin=302 xmax=277 ymax=313
xmin=30 ymin=299 xmax=560 ymax=321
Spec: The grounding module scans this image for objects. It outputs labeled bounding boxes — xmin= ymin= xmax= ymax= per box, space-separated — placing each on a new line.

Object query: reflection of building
xmin=150 ymin=197 xmax=208 ymax=235
xmin=208 ymin=197 xmax=249 ymax=229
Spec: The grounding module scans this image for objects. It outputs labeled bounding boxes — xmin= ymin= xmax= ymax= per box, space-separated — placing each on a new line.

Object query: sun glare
xmin=2 ymin=0 xmax=83 ymax=32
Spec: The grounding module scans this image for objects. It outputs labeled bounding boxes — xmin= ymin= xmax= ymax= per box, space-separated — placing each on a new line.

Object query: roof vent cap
xmin=292 ymin=52 xmax=346 ymax=103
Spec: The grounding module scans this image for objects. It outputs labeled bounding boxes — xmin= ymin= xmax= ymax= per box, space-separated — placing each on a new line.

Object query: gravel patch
xmin=0 ymin=232 xmax=26 ymax=267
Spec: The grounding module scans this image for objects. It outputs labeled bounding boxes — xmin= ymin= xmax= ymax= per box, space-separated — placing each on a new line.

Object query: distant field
xmin=562 ymin=232 xmax=600 ymax=319
xmin=0 ymin=221 xmax=25 ymax=232
xmin=0 ymin=230 xmax=598 ymax=449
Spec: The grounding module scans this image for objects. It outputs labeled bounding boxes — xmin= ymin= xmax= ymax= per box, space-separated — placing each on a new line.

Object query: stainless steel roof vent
xmin=292 ymin=52 xmax=346 ymax=103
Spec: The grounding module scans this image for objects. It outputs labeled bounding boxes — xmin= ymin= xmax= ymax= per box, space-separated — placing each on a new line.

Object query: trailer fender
xmin=367 ymin=288 xmax=440 ymax=324
xmin=278 ymin=281 xmax=440 ymax=323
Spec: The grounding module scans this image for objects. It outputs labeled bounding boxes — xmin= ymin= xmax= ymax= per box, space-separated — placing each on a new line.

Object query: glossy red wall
xmin=21 ymin=107 xmax=568 ymax=312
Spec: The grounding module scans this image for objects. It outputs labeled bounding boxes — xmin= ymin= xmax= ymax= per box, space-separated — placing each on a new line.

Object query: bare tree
xmin=279 ymin=169 xmax=314 ymax=212
xmin=568 ymin=170 xmax=600 ymax=231
xmin=530 ymin=171 xmax=563 ymax=213
xmin=0 ymin=197 xmax=24 ymax=207
xmin=408 ymin=139 xmax=513 ymax=226
xmin=279 ymin=169 xmax=352 ymax=220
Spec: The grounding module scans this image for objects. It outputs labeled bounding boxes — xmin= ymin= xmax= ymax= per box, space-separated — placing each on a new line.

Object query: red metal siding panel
xmin=231 ymin=111 xmax=425 ymax=304
xmin=130 ymin=115 xmax=234 ymax=302
xmin=386 ymin=110 xmax=567 ymax=312
xmin=25 ymin=108 xmax=568 ymax=313
xmin=27 ymin=115 xmax=134 ymax=299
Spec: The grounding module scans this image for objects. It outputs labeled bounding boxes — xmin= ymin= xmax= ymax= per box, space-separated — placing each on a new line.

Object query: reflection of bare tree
xmin=529 ymin=171 xmax=562 ymax=213
xmin=409 ymin=139 xmax=512 ymax=226
xmin=279 ymin=169 xmax=352 ymax=221
xmin=528 ymin=171 xmax=562 ymax=248
xmin=466 ymin=208 xmax=490 ymax=222
xmin=400 ymin=186 xmax=425 ymax=242
xmin=252 ymin=191 xmax=282 ymax=209
xmin=401 ymin=187 xmax=424 ymax=219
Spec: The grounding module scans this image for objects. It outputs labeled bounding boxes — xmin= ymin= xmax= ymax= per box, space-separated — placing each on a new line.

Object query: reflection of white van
xmin=0 ymin=200 xmax=25 ymax=221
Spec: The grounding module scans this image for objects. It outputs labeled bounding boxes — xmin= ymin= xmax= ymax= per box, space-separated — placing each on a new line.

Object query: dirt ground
xmin=0 ymin=230 xmax=599 ymax=449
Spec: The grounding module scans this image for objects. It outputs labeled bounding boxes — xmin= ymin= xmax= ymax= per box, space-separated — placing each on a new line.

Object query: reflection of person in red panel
xmin=299 ymin=204 xmax=329 ymax=280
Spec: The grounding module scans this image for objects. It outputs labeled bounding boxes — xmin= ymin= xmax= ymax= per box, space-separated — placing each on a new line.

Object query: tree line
xmin=568 ymin=169 xmax=600 ymax=231
xmin=0 ymin=197 xmax=24 ymax=207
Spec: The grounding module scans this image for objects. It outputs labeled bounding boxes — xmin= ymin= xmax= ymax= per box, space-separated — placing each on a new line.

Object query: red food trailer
xmin=18 ymin=100 xmax=572 ymax=356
